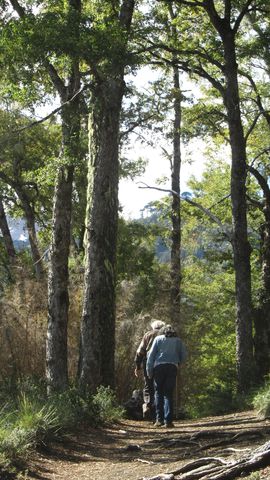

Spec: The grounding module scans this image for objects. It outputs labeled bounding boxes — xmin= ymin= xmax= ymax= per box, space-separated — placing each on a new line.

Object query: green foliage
xmin=0 ymin=379 xmax=124 ymax=471
xmin=0 ymin=398 xmax=59 ymax=467
xmin=182 ymin=259 xmax=237 ymax=417
xmin=117 ymin=218 xmax=158 ymax=282
xmin=253 ymin=378 xmax=270 ymax=419
xmin=246 ymin=474 xmax=262 ymax=480
xmin=0 ymin=242 xmax=13 ymax=295
xmin=92 ymin=386 xmax=124 ymax=423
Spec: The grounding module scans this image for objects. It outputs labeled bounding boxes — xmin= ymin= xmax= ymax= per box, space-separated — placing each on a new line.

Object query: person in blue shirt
xmin=146 ymin=324 xmax=187 ymax=428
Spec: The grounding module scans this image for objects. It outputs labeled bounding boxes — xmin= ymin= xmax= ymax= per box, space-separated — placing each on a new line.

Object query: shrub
xmin=253 ymin=379 xmax=270 ymax=419
xmin=48 ymin=387 xmax=99 ymax=428
xmin=92 ymin=386 xmax=125 ymax=423
xmin=0 ymin=379 xmax=125 ymax=474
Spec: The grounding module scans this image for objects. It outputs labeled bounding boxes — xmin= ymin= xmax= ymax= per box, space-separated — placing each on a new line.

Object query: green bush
xmin=0 ymin=379 xmax=125 ymax=473
xmin=253 ymin=379 xmax=270 ymax=419
xmin=92 ymin=386 xmax=125 ymax=423
xmin=0 ymin=396 xmax=60 ymax=468
xmin=48 ymin=387 xmax=99 ymax=428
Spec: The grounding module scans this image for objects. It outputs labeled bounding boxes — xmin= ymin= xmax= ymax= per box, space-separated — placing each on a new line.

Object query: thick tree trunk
xmin=0 ymin=196 xmax=16 ymax=259
xmin=170 ymin=66 xmax=182 ymax=326
xmin=250 ymin=167 xmax=270 ymax=380
xmin=261 ymin=199 xmax=270 ymax=376
xmin=46 ymin=100 xmax=80 ymax=394
xmin=223 ymin=32 xmax=254 ymax=392
xmin=79 ymin=0 xmax=135 ymax=392
xmin=79 ymin=80 xmax=124 ymax=391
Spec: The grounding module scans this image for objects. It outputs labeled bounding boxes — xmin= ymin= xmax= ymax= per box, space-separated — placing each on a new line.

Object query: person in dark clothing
xmin=134 ymin=319 xmax=165 ymax=419
xmin=147 ymin=324 xmax=187 ymax=428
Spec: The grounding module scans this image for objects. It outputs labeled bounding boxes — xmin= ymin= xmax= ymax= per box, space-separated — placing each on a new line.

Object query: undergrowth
xmin=252 ymin=377 xmax=270 ymax=419
xmin=0 ymin=378 xmax=124 ymax=474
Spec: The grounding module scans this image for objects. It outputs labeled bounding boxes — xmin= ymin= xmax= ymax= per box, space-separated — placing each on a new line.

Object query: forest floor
xmin=24 ymin=410 xmax=270 ymax=480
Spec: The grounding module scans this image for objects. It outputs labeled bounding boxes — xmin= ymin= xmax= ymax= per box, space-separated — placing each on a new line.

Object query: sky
xmin=118 ymin=139 xmax=206 ymax=219
xmin=118 ymin=67 xmax=206 ymax=219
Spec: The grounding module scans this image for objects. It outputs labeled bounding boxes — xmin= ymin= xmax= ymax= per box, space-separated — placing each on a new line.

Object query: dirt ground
xmin=26 ymin=411 xmax=270 ymax=480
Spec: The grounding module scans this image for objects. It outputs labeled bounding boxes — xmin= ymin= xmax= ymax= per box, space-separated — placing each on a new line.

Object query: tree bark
xmin=79 ymin=0 xmax=135 ymax=392
xmin=201 ymin=0 xmax=255 ymax=392
xmin=222 ymin=30 xmax=254 ymax=392
xmin=79 ymin=79 xmax=124 ymax=391
xmin=170 ymin=65 xmax=182 ymax=326
xmin=0 ymin=196 xmax=16 ymax=259
xmin=45 ymin=0 xmax=81 ymax=394
xmin=249 ymin=166 xmax=270 ymax=380
xmin=46 ymin=98 xmax=80 ymax=394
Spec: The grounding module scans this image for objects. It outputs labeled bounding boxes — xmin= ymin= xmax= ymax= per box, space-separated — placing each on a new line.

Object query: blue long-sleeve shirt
xmin=146 ymin=334 xmax=187 ymax=378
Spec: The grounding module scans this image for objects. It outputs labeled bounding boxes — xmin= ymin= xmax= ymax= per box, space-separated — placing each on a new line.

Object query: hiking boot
xmin=163 ymin=422 xmax=175 ymax=428
xmin=154 ymin=420 xmax=164 ymax=427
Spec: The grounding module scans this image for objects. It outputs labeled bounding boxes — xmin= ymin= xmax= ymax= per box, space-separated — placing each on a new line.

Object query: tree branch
xmin=233 ymin=0 xmax=254 ymax=34
xmin=9 ymin=0 xmax=25 ymax=17
xmin=247 ymin=166 xmax=270 ymax=204
xmin=0 ymin=83 xmax=91 ymax=146
xmin=137 ymin=182 xmax=232 ymax=241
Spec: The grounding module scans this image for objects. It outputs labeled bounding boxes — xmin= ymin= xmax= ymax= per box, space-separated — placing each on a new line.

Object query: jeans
xmin=143 ymin=360 xmax=155 ymax=404
xmin=153 ymin=363 xmax=177 ymax=424
xmin=142 ymin=360 xmax=155 ymax=419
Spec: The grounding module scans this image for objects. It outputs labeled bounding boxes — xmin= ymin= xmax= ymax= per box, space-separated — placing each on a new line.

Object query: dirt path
xmin=27 ymin=411 xmax=270 ymax=480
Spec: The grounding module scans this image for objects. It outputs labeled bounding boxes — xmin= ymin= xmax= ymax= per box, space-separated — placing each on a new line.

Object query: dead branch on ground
xmin=143 ymin=440 xmax=270 ymax=480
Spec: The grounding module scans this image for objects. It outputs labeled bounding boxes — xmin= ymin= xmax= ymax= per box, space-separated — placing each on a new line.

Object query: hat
xmin=151 ymin=319 xmax=165 ymax=330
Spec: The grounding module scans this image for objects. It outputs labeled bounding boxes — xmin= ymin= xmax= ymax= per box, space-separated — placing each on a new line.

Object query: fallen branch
xmin=143 ymin=441 xmax=270 ymax=480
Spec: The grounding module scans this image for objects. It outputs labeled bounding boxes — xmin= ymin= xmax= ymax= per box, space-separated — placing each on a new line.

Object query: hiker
xmin=134 ymin=319 xmax=165 ymax=420
xmin=146 ymin=324 xmax=187 ymax=428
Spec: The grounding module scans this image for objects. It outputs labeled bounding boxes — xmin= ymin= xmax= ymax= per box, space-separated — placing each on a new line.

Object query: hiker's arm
xmin=146 ymin=338 xmax=158 ymax=378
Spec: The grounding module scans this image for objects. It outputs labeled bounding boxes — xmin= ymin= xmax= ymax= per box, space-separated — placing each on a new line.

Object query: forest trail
xmin=27 ymin=411 xmax=270 ymax=480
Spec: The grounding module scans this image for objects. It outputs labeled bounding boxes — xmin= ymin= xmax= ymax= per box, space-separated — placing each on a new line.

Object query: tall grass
xmin=0 ymin=379 xmax=124 ymax=473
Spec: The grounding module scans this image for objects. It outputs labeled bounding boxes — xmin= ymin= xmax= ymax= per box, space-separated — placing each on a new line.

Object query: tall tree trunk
xmin=170 ymin=65 xmax=182 ymax=326
xmin=79 ymin=79 xmax=123 ymax=391
xmin=261 ymin=196 xmax=270 ymax=376
xmin=79 ymin=0 xmax=135 ymax=392
xmin=0 ymin=196 xmax=16 ymax=259
xmin=249 ymin=166 xmax=270 ymax=380
xmin=45 ymin=0 xmax=81 ymax=394
xmin=46 ymin=100 xmax=80 ymax=394
xmin=223 ymin=32 xmax=254 ymax=392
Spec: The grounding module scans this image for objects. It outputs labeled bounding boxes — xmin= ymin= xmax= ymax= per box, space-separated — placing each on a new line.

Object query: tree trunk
xmin=79 ymin=0 xmax=135 ymax=392
xmin=18 ymin=190 xmax=44 ymax=279
xmin=0 ymin=196 xmax=16 ymax=259
xmin=170 ymin=65 xmax=182 ymax=326
xmin=46 ymin=100 xmax=80 ymax=394
xmin=249 ymin=166 xmax=270 ymax=380
xmin=79 ymin=79 xmax=124 ymax=391
xmin=46 ymin=166 xmax=74 ymax=393
xmin=223 ymin=31 xmax=254 ymax=392
xmin=45 ymin=0 xmax=81 ymax=394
